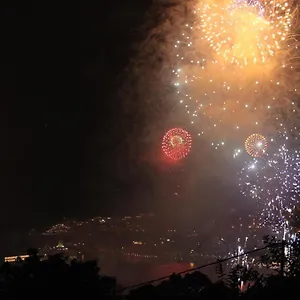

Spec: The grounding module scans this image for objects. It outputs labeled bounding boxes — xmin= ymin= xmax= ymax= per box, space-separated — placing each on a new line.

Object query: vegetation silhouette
xmin=0 ymin=235 xmax=299 ymax=299
xmin=128 ymin=235 xmax=300 ymax=299
xmin=0 ymin=249 xmax=116 ymax=297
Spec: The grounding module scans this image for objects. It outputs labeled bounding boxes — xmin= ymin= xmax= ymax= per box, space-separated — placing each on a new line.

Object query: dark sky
xmin=1 ymin=1 xmax=159 ymax=231
xmin=0 ymin=1 xmax=247 ymax=234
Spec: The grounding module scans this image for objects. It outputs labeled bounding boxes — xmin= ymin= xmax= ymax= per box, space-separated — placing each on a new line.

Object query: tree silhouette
xmin=129 ymin=271 xmax=212 ymax=298
xmin=0 ymin=249 xmax=116 ymax=297
xmin=291 ymin=206 xmax=300 ymax=233
xmin=129 ymin=235 xmax=300 ymax=299
xmin=1 ymin=238 xmax=300 ymax=299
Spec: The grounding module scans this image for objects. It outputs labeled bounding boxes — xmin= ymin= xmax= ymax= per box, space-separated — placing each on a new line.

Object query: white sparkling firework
xmin=231 ymin=237 xmax=250 ymax=268
xmin=239 ymin=140 xmax=300 ymax=234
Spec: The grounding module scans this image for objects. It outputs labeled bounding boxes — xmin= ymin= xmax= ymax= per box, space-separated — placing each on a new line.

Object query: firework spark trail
xmin=172 ymin=0 xmax=300 ymax=147
xmin=199 ymin=0 xmax=291 ymax=66
xmin=124 ymin=1 xmax=300 ymax=153
xmin=230 ymin=237 xmax=250 ymax=268
xmin=239 ymin=135 xmax=300 ymax=235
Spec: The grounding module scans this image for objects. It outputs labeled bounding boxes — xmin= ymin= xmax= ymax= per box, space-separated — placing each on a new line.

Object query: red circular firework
xmin=162 ymin=128 xmax=192 ymax=161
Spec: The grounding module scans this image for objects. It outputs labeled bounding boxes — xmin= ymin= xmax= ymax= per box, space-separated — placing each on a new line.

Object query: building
xmin=4 ymin=254 xmax=29 ymax=263
xmin=40 ymin=241 xmax=84 ymax=262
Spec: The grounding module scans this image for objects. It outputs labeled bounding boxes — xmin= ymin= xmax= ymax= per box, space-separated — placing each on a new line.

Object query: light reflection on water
xmin=101 ymin=261 xmax=216 ymax=287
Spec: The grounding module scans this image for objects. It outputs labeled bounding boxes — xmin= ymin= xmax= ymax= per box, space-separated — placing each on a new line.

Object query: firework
xmin=229 ymin=0 xmax=265 ymax=16
xmin=239 ymin=141 xmax=300 ymax=233
xmin=162 ymin=128 xmax=192 ymax=161
xmin=172 ymin=0 xmax=299 ymax=148
xmin=245 ymin=133 xmax=268 ymax=157
xmin=125 ymin=0 xmax=300 ymax=154
xmin=233 ymin=237 xmax=250 ymax=268
xmin=200 ymin=0 xmax=291 ymax=66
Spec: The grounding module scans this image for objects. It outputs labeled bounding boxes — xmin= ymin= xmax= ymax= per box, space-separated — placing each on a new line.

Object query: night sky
xmin=1 ymin=1 xmax=247 ymax=235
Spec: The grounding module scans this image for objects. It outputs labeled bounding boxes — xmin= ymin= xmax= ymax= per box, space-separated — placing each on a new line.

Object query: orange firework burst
xmin=199 ymin=0 xmax=292 ymax=67
xmin=245 ymin=133 xmax=268 ymax=157
xmin=162 ymin=128 xmax=192 ymax=161
xmin=171 ymin=0 xmax=300 ymax=150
